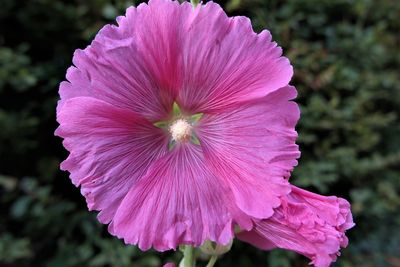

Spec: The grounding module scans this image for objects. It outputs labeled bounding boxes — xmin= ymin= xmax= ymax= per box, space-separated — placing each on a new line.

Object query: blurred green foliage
xmin=0 ymin=0 xmax=399 ymax=266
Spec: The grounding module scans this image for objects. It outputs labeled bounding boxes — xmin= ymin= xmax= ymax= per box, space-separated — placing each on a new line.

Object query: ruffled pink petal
xmin=237 ymin=185 xmax=354 ymax=267
xmin=163 ymin=263 xmax=175 ymax=267
xmin=197 ymin=86 xmax=300 ymax=219
xmin=59 ymin=0 xmax=188 ymax=120
xmin=177 ymin=1 xmax=293 ymax=113
xmin=288 ymin=186 xmax=355 ymax=236
xmin=59 ymin=0 xmax=292 ymax=118
xmin=110 ymin=144 xmax=236 ymax=251
xmin=55 ymin=97 xmax=169 ymax=223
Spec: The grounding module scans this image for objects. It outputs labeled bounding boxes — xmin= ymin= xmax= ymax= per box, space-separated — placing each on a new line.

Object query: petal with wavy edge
xmin=237 ymin=185 xmax=354 ymax=267
xmin=56 ymin=97 xmax=169 ymax=223
xmin=197 ymin=86 xmax=300 ymax=219
xmin=178 ymin=1 xmax=293 ymax=113
xmin=110 ymin=144 xmax=240 ymax=251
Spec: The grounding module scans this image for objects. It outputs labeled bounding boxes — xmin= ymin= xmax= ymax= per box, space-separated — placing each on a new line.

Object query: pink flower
xmin=55 ymin=0 xmax=353 ymax=265
xmin=237 ymin=186 xmax=355 ymax=267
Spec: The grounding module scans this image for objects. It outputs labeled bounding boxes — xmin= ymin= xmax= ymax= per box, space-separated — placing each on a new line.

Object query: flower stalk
xmin=182 ymin=245 xmax=195 ymax=267
xmin=206 ymin=255 xmax=218 ymax=267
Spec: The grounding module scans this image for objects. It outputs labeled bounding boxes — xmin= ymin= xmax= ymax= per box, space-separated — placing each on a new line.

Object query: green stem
xmin=183 ymin=245 xmax=195 ymax=267
xmin=206 ymin=255 xmax=218 ymax=267
xmin=190 ymin=0 xmax=199 ymax=7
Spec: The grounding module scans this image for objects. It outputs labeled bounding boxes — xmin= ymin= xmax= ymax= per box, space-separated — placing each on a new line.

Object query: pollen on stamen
xmin=169 ymin=119 xmax=192 ymax=142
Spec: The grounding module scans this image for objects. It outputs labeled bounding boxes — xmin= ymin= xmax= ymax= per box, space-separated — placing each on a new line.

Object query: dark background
xmin=0 ymin=0 xmax=399 ymax=266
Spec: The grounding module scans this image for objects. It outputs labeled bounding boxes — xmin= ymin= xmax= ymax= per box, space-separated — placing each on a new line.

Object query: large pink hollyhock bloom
xmin=55 ymin=0 xmax=353 ymax=265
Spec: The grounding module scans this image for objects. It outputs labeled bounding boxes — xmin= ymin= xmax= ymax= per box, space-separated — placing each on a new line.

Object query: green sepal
xmin=168 ymin=140 xmax=176 ymax=151
xmin=173 ymin=102 xmax=182 ymax=117
xmin=234 ymin=225 xmax=242 ymax=234
xmin=190 ymin=113 xmax=203 ymax=123
xmin=200 ymin=240 xmax=233 ymax=256
xmin=191 ymin=134 xmax=201 ymax=145
xmin=153 ymin=121 xmax=168 ymax=128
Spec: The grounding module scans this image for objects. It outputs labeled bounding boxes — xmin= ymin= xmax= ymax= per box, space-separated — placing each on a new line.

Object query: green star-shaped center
xmin=153 ymin=102 xmax=203 ymax=150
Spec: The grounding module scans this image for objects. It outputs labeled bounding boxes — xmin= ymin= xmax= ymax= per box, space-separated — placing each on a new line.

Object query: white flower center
xmin=169 ymin=119 xmax=192 ymax=142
